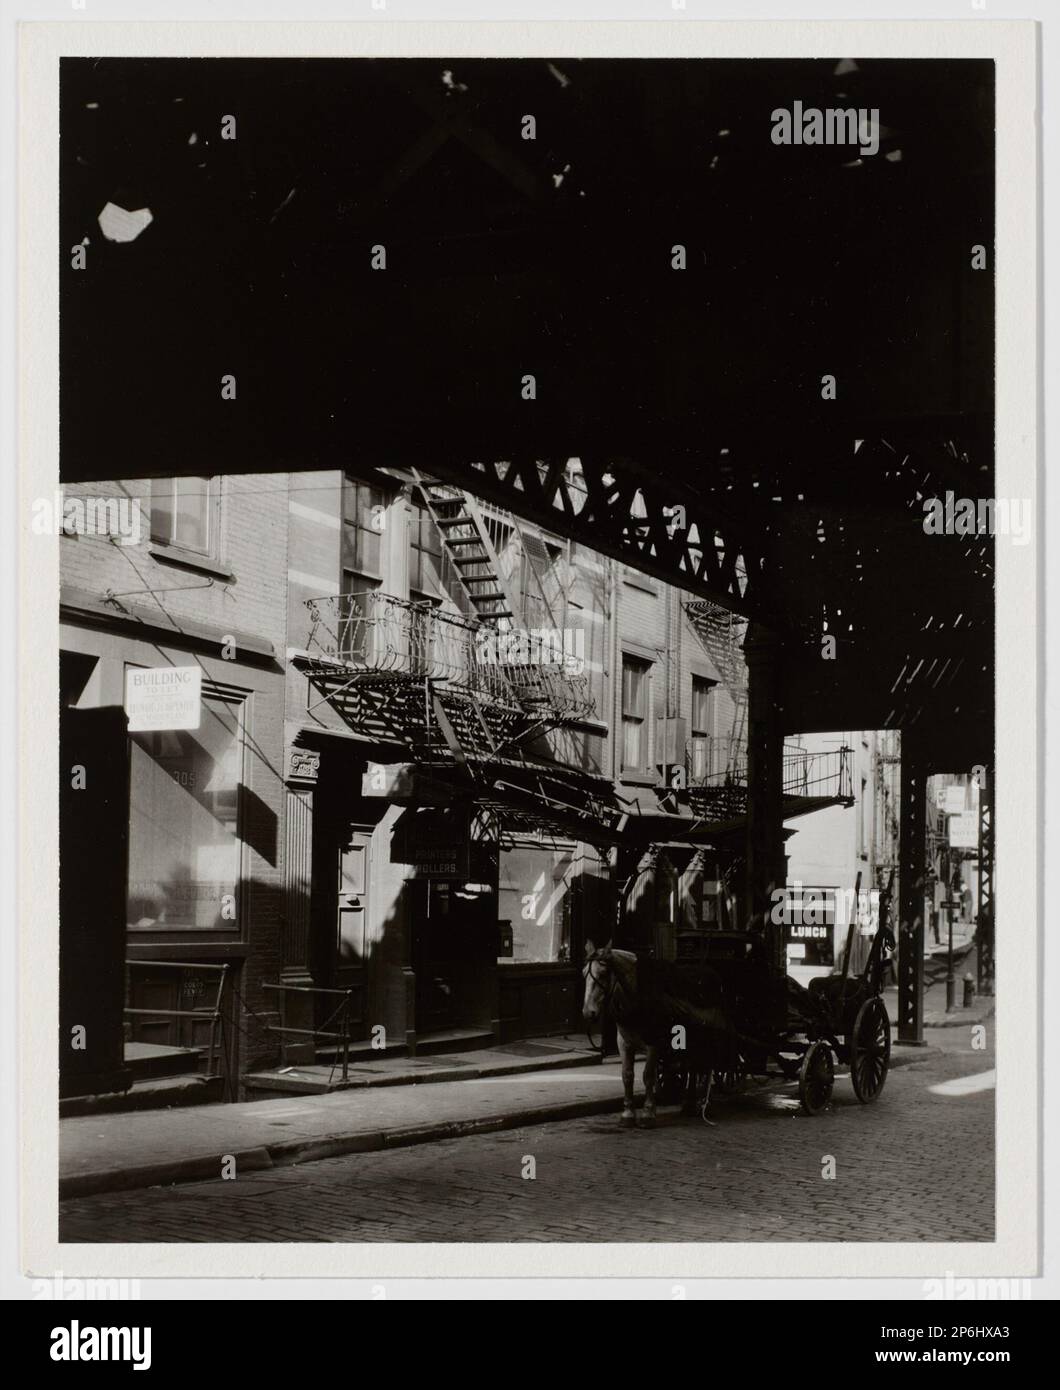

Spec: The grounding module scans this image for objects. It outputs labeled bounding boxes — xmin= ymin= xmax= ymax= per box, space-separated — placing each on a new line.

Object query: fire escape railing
xmin=304 ymin=590 xmax=595 ymax=722
xmin=306 ymin=591 xmax=517 ymax=704
xmin=683 ymin=740 xmax=853 ymax=804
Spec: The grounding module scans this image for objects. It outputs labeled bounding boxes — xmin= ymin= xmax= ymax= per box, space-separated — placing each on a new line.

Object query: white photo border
xmin=18 ymin=17 xmax=1038 ymax=1280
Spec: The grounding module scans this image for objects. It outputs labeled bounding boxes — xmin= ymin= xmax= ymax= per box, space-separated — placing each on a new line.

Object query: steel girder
xmin=414 ymin=456 xmax=763 ymax=619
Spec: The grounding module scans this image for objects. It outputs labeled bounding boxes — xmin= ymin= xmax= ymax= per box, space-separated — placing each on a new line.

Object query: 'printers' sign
xmin=125 ymin=666 xmax=202 ymax=732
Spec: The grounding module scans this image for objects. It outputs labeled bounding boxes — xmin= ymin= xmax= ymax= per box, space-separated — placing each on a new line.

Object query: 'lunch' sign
xmin=125 ymin=666 xmax=202 ymax=732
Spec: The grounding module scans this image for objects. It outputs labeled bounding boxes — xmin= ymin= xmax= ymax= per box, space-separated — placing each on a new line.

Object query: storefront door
xmin=410 ymin=878 xmax=496 ymax=1038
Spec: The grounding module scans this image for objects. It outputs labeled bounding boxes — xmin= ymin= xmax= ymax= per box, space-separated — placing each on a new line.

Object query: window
xmin=497 ymin=845 xmax=574 ymax=963
xmin=342 ymin=479 xmax=385 ymax=581
xmin=126 ymin=691 xmax=244 ymax=931
xmin=409 ymin=497 xmax=444 ymax=600
xmin=621 ymin=655 xmax=651 ymax=772
xmin=340 ymin=479 xmax=386 ymax=660
xmin=691 ymin=676 xmax=715 ymax=780
xmin=150 ymin=477 xmax=220 ymax=560
xmin=858 ymin=776 xmax=869 ymax=858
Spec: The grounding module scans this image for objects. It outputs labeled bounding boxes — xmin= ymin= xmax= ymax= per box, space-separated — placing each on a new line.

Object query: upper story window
xmin=690 ymin=676 xmax=715 ymax=780
xmin=150 ymin=477 xmax=220 ymax=561
xmin=409 ymin=497 xmax=444 ymax=601
xmin=342 ymin=479 xmax=385 ymax=583
xmin=858 ymin=776 xmax=869 ymax=857
xmin=621 ymin=654 xmax=652 ymax=774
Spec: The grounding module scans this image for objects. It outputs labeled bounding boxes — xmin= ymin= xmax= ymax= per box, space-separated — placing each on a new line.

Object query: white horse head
xmin=581 ymin=940 xmax=637 ymax=1022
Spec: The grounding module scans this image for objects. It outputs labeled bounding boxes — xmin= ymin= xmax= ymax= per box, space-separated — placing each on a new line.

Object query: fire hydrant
xmin=963 ymin=973 xmax=975 ymax=1008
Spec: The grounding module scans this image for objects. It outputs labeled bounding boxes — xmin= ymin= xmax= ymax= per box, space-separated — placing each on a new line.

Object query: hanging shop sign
xmin=392 ymin=807 xmax=471 ymax=879
xmin=944 ymin=786 xmax=967 ymax=815
xmin=125 ymin=666 xmax=202 ymax=732
xmin=948 ymin=812 xmax=979 ymax=849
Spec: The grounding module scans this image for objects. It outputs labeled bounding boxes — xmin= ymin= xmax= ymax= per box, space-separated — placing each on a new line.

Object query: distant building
xmin=782 ymin=730 xmax=901 ymax=986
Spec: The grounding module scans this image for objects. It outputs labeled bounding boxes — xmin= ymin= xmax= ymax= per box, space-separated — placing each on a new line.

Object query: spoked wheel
xmin=850 ymin=996 xmax=891 ymax=1103
xmin=798 ymin=1040 xmax=835 ymax=1115
xmin=656 ymin=1062 xmax=687 ymax=1106
xmin=713 ymin=1063 xmax=746 ymax=1095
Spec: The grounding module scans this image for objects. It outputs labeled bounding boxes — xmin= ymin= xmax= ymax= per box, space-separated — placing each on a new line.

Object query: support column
xmin=897 ymin=745 xmax=927 ymax=1044
xmin=281 ymin=748 xmax=320 ymax=1064
xmin=744 ymin=625 xmax=786 ymax=956
xmin=977 ymin=770 xmax=994 ymax=997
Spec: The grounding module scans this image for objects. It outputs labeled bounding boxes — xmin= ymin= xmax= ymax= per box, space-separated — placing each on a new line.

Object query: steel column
xmin=977 ymin=771 xmax=995 ymax=997
xmin=744 ymin=625 xmax=786 ymax=953
xmin=897 ymin=748 xmax=928 ymax=1044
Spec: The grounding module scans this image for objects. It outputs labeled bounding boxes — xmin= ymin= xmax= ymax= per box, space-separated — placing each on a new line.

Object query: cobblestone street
xmin=60 ymin=1026 xmax=994 ymax=1244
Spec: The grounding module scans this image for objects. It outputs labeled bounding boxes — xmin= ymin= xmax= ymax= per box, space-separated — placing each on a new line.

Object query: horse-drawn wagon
xmin=583 ymin=887 xmax=895 ymax=1123
xmin=694 ymin=909 xmax=894 ymax=1115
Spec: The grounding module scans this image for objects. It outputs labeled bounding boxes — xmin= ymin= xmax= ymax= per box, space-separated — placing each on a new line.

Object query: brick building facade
xmin=59 ymin=468 xmax=855 ymax=1104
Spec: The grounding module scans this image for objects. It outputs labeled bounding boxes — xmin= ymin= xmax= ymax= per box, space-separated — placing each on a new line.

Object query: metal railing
xmin=305 ymin=590 xmax=594 ymax=720
xmin=307 ymin=591 xmax=511 ymax=698
xmin=260 ymin=982 xmax=360 ymax=1085
xmin=781 ymin=744 xmax=854 ymax=801
xmin=124 ymin=959 xmax=229 ymax=1082
xmin=684 ymin=740 xmax=853 ymax=802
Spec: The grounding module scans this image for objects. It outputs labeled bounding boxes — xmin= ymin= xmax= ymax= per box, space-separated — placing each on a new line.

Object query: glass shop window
xmin=498 ymin=846 xmax=574 ymax=964
xmin=126 ymin=692 xmax=244 ymax=931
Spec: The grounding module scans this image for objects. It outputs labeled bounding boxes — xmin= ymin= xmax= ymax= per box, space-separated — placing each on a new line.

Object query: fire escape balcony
xmin=299 ymin=591 xmax=595 ymax=765
xmin=683 ymin=738 xmax=854 ymax=826
xmin=306 ymin=590 xmax=517 ymax=706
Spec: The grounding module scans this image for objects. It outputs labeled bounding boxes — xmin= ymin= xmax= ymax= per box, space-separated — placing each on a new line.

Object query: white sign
xmin=945 ymin=786 xmax=967 ymax=814
xmin=948 ymin=811 xmax=979 ymax=849
xmin=125 ymin=666 xmax=202 ymax=731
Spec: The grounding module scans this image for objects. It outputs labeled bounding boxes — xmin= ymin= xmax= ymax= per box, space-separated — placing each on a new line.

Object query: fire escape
xmin=298 ymin=480 xmax=618 ymax=845
xmin=683 ymin=599 xmax=749 ymax=783
xmin=682 ymin=599 xmax=854 ymax=827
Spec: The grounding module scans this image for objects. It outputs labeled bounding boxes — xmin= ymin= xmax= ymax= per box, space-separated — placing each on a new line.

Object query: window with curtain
xmin=690 ymin=676 xmax=715 ymax=780
xmin=150 ymin=477 xmax=218 ymax=559
xmin=621 ymin=655 xmax=651 ymax=772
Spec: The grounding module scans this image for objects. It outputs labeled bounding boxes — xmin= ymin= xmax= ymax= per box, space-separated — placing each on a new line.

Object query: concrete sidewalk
xmin=921 ymin=943 xmax=994 ymax=1029
xmin=61 ymin=1060 xmax=626 ymax=1200
xmin=59 ymin=1038 xmax=939 ymax=1201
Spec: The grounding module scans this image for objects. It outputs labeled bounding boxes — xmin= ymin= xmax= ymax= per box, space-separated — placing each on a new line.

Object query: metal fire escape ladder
xmin=683 ymin=600 xmax=749 ymax=781
xmin=411 ymin=472 xmax=517 ymax=627
xmin=411 ymin=472 xmax=593 ymax=743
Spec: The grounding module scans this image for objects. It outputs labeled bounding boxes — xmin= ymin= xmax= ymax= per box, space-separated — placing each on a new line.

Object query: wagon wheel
xmin=713 ymin=1059 xmax=746 ymax=1094
xmin=850 ymin=996 xmax=891 ymax=1103
xmin=656 ymin=1059 xmax=687 ymax=1106
xmin=798 ymin=1040 xmax=834 ymax=1115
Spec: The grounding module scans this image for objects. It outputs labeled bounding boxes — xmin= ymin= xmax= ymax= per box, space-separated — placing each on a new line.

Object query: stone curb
xmin=59 ymin=1095 xmax=625 ymax=1201
xmin=923 ymin=1005 xmax=995 ymax=1030
xmin=59 ymin=1047 xmax=945 ymax=1202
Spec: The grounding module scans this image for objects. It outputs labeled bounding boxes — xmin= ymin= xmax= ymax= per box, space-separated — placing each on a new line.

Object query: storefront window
xmin=126 ymin=692 xmax=244 ymax=930
xmin=498 ymin=844 xmax=574 ymax=963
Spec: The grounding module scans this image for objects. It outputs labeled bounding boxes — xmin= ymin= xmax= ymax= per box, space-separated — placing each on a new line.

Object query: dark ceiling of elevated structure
xmin=59 ymin=56 xmax=995 ymax=759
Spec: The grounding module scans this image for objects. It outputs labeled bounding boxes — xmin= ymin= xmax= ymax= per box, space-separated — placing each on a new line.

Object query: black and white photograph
xmin=9 ymin=12 xmax=1046 ymax=1310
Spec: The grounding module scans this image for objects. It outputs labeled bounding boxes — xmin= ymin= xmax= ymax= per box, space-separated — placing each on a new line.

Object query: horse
xmin=582 ymin=940 xmax=735 ymax=1127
